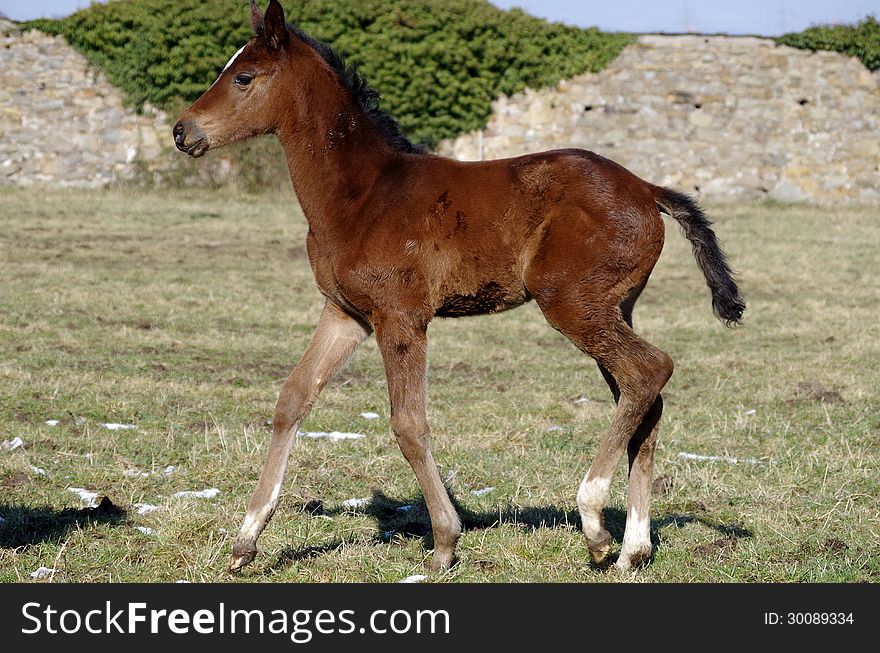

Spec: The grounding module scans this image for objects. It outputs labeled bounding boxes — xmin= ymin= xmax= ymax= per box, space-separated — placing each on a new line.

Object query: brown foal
xmin=174 ymin=1 xmax=745 ymax=573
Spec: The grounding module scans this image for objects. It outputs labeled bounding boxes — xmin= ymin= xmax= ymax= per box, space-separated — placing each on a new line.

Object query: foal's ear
xmin=250 ymin=0 xmax=263 ymax=34
xmin=263 ymin=0 xmax=289 ymax=50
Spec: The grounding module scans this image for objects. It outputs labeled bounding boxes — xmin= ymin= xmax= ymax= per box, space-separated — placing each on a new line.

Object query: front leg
xmin=230 ymin=301 xmax=370 ymax=571
xmin=375 ymin=314 xmax=461 ymax=570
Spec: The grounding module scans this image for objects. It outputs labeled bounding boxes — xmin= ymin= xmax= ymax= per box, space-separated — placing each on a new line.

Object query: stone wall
xmin=0 ymin=20 xmax=176 ymax=188
xmin=2 ymin=21 xmax=878 ymax=202
xmin=440 ymin=35 xmax=880 ymax=204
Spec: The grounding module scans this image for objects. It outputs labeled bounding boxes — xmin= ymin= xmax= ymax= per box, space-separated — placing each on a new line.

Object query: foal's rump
xmin=475 ymin=149 xmax=667 ymax=302
xmin=474 ymin=148 xmax=744 ymax=326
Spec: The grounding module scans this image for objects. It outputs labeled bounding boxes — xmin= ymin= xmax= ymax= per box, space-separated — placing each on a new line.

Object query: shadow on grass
xmin=362 ymin=490 xmax=752 ymax=545
xmin=271 ymin=540 xmax=345 ymax=570
xmin=0 ymin=497 xmax=128 ymax=549
xmin=653 ymin=513 xmax=753 ymax=540
xmin=275 ymin=489 xmax=753 ymax=570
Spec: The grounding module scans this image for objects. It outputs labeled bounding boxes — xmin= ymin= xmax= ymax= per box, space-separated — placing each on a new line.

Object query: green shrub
xmin=27 ymin=0 xmax=631 ymax=147
xmin=775 ymin=16 xmax=879 ymax=71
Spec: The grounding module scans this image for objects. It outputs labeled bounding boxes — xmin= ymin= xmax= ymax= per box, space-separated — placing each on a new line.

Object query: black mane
xmin=289 ymin=25 xmax=426 ymax=155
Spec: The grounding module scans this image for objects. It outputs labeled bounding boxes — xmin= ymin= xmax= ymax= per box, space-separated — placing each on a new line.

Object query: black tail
xmin=653 ymin=186 xmax=745 ymax=326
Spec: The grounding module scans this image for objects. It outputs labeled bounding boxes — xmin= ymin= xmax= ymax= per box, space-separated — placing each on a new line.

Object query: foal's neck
xmin=274 ymin=73 xmax=396 ymax=244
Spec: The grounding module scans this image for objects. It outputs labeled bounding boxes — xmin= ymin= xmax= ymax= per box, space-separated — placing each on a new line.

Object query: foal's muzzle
xmin=173 ymin=120 xmax=209 ymax=158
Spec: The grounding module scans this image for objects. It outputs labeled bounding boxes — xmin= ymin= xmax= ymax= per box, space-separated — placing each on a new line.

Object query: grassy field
xmin=1 ymin=188 xmax=877 ymax=583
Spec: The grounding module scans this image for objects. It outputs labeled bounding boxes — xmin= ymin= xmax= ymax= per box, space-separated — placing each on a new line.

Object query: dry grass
xmin=1 ymin=188 xmax=877 ymax=582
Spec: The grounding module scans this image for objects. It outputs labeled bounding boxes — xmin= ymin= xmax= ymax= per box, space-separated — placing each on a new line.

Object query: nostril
xmin=173 ymin=121 xmax=185 ymax=145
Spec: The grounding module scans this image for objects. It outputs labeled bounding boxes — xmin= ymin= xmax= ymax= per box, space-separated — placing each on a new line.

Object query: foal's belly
xmin=434 ymin=276 xmax=531 ymax=318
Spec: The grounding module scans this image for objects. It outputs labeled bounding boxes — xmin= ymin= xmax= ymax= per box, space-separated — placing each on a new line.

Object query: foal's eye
xmin=234 ymin=73 xmax=254 ymax=87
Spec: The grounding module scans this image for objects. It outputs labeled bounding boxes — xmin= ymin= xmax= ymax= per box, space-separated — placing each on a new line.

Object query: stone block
xmin=769 ymin=178 xmax=809 ymax=203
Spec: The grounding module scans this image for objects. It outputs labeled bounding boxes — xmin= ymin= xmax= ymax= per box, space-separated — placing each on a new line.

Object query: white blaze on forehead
xmin=210 ymin=45 xmax=247 ymax=87
xmin=223 ymin=45 xmax=247 ymax=72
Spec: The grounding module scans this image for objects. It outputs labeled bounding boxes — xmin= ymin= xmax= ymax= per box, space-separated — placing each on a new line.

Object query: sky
xmin=0 ymin=0 xmax=877 ymax=36
xmin=491 ymin=0 xmax=879 ymax=35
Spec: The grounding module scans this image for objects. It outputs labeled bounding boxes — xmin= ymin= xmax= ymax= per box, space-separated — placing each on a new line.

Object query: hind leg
xmin=595 ymin=291 xmax=634 ymax=403
xmin=542 ymin=304 xmax=672 ymax=565
xmin=617 ymin=396 xmax=663 ymax=570
xmin=597 ymin=358 xmax=664 ymax=569
xmin=594 ymin=294 xmax=665 ymax=569
xmin=581 ymin=326 xmax=671 ymax=565
xmin=526 ymin=194 xmax=669 ymax=565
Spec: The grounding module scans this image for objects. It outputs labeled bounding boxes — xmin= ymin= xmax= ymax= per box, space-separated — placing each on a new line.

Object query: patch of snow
xmin=30 ymin=465 xmax=47 ymax=475
xmin=173 ymin=488 xmax=220 ymax=499
xmin=745 ymin=409 xmax=757 ymax=416
xmin=359 ymin=412 xmax=380 ymax=420
xmin=101 ymin=423 xmax=136 ymax=431
xmin=175 ymin=580 xmax=191 ymax=583
xmin=678 ymin=452 xmax=763 ymax=465
xmin=399 ymin=574 xmax=427 ymax=583
xmin=341 ymin=497 xmax=370 ymax=509
xmin=30 ymin=566 xmax=54 ymax=579
xmin=298 ymin=431 xmax=365 ymax=441
xmin=471 ymin=486 xmax=494 ymax=497
xmin=124 ymin=466 xmax=174 ymax=479
xmin=45 ymin=420 xmax=60 ymax=426
xmin=545 ymin=425 xmax=564 ymax=432
xmin=136 ymin=526 xmax=155 ymax=535
xmin=573 ymin=396 xmax=591 ymax=405
xmin=134 ymin=503 xmax=160 ymax=515
xmin=2 ymin=437 xmax=24 ymax=451
xmin=67 ymin=487 xmax=100 ymax=508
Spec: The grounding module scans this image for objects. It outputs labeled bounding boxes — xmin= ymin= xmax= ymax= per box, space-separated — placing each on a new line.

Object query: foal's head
xmin=174 ymin=0 xmax=309 ymax=157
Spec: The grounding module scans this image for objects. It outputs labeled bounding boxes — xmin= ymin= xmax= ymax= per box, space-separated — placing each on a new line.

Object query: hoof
xmin=229 ymin=544 xmax=257 ymax=572
xmin=587 ymin=530 xmax=613 ymax=564
xmin=429 ymin=549 xmax=457 ymax=572
xmin=615 ymin=546 xmax=652 ymax=572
